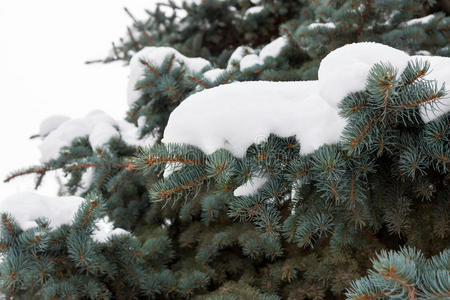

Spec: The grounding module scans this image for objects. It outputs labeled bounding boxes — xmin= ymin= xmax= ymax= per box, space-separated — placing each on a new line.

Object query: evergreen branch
xmin=401 ymin=59 xmax=430 ymax=86
xmin=188 ymin=75 xmax=210 ymax=89
xmin=388 ymin=89 xmax=445 ymax=110
xmin=127 ymin=26 xmax=140 ymax=51
xmin=136 ymin=81 xmax=157 ymax=90
xmin=4 ymin=162 xmax=133 ymax=187
xmin=348 ymin=113 xmax=380 ymax=151
xmin=220 ymin=71 xmax=235 ymax=85
xmin=4 ymin=166 xmax=49 ymax=183
xmin=140 ymin=59 xmax=161 ymax=78
xmin=140 ymin=28 xmax=156 ymax=46
xmin=156 ymin=174 xmax=208 ymax=200
xmin=135 ymin=144 xmax=206 ymax=173
xmin=167 ymin=55 xmax=176 ymax=73
xmin=123 ymin=7 xmax=139 ymax=26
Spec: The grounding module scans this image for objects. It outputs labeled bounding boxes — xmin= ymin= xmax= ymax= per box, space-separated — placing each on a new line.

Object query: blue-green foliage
xmin=135 ymin=59 xmax=449 ymax=297
xmin=0 ymin=193 xmax=211 ymax=299
xmin=346 ymin=247 xmax=450 ymax=299
xmin=3 ymin=0 xmax=450 ymax=298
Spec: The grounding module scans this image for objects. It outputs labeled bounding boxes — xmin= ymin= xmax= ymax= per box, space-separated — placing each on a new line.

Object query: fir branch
xmin=188 ymin=75 xmax=211 ymax=89
xmin=140 ymin=59 xmax=161 ymax=78
xmin=127 ymin=26 xmax=140 ymax=51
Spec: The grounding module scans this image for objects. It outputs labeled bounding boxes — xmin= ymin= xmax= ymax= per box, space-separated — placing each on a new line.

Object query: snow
xmin=259 ymin=36 xmax=288 ymax=61
xmin=405 ymin=14 xmax=435 ymax=26
xmin=164 ymin=42 xmax=450 ymax=158
xmin=75 ymin=167 xmax=94 ymax=195
xmin=308 ymin=22 xmax=336 ymax=29
xmin=39 ymin=110 xmax=155 ymax=163
xmin=203 ymin=68 xmax=226 ymax=82
xmin=127 ymin=47 xmax=211 ymax=106
xmin=0 ymin=192 xmax=83 ymax=230
xmin=227 ymin=46 xmax=256 ymax=70
xmin=92 ymin=216 xmax=129 ymax=242
xmin=163 ymin=162 xmax=183 ymax=178
xmin=415 ymin=50 xmax=431 ymax=56
xmin=238 ymin=37 xmax=288 ymax=71
xmin=318 ymin=42 xmax=410 ymax=109
xmin=0 ymin=192 xmax=128 ymax=241
xmin=38 ymin=115 xmax=70 ymax=137
xmin=163 ymin=81 xmax=346 ymax=157
xmin=318 ymin=42 xmax=450 ymax=122
xmin=411 ymin=55 xmax=450 ymax=122
xmin=39 ymin=110 xmax=115 ymax=162
xmin=234 ymin=176 xmax=268 ymax=197
xmin=244 ymin=6 xmax=264 ymax=18
xmin=240 ymin=54 xmax=263 ymax=71
xmin=89 ymin=122 xmax=120 ymax=150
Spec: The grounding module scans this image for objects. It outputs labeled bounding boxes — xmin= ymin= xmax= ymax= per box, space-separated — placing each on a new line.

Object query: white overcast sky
xmin=0 ymin=1 xmax=161 ymax=199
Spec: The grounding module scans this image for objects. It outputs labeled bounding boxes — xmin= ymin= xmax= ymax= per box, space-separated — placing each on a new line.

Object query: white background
xmin=0 ymin=0 xmax=157 ymax=199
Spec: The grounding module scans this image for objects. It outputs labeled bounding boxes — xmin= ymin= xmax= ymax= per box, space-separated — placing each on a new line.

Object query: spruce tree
xmin=2 ymin=0 xmax=449 ymax=299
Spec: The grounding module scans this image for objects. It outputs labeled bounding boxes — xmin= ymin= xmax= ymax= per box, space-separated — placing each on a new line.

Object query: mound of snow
xmin=259 ymin=36 xmax=288 ymax=61
xmin=39 ymin=110 xmax=155 ymax=163
xmin=0 ymin=192 xmax=128 ymax=241
xmin=163 ymin=42 xmax=449 ymax=161
xmin=237 ymin=36 xmax=288 ymax=72
xmin=227 ymin=37 xmax=288 ymax=72
xmin=411 ymin=55 xmax=450 ymax=122
xmin=163 ymin=81 xmax=346 ymax=157
xmin=38 ymin=115 xmax=70 ymax=137
xmin=203 ymin=68 xmax=226 ymax=82
xmin=0 ymin=192 xmax=83 ymax=229
xmin=240 ymin=54 xmax=263 ymax=71
xmin=127 ymin=47 xmax=211 ymax=106
xmin=318 ymin=42 xmax=410 ymax=109
xmin=318 ymin=42 xmax=449 ymax=122
xmin=227 ymin=46 xmax=256 ymax=70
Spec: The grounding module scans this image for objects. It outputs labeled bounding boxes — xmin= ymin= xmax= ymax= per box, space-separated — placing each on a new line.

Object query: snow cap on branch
xmin=163 ymin=80 xmax=345 ymax=157
xmin=0 ymin=192 xmax=83 ymax=229
xmin=127 ymin=47 xmax=211 ymax=106
xmin=39 ymin=110 xmax=155 ymax=163
xmin=319 ymin=42 xmax=450 ymax=122
xmin=163 ymin=42 xmax=449 ymax=159
xmin=0 ymin=192 xmax=128 ymax=241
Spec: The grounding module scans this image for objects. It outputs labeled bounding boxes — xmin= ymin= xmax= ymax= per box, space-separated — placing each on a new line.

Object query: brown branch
xmin=158 ymin=174 xmax=208 ymax=200
xmin=293 ymin=164 xmax=311 ymax=178
xmin=353 ymin=292 xmax=385 ymax=300
xmin=433 ymin=122 xmax=449 ymax=141
xmin=349 ymin=113 xmax=380 ymax=149
xmin=140 ymin=60 xmax=161 ymax=78
xmin=124 ymin=7 xmax=138 ymax=25
xmin=167 ymin=55 xmax=176 ymax=73
xmin=85 ymin=42 xmax=124 ymax=65
xmin=4 ymin=162 xmax=133 ymax=185
xmin=127 ymin=26 xmax=140 ymax=51
xmin=388 ymin=93 xmax=442 ymax=110
xmin=140 ymin=28 xmax=156 ymax=46
xmin=136 ymin=81 xmax=157 ymax=90
xmin=2 ymin=215 xmax=15 ymax=237
xmin=220 ymin=71 xmax=235 ymax=85
xmin=144 ymin=155 xmax=205 ymax=168
xmin=82 ymin=200 xmax=99 ymax=227
xmin=188 ymin=76 xmax=210 ymax=89
xmin=4 ymin=166 xmax=48 ymax=183
xmin=156 ymin=1 xmax=181 ymax=10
